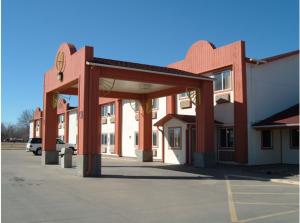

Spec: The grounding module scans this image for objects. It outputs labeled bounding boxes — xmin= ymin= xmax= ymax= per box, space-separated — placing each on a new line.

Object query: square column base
xmin=42 ymin=150 xmax=59 ymax=165
xmin=135 ymin=150 xmax=153 ymax=162
xmin=193 ymin=152 xmax=215 ymax=167
xmin=77 ymin=154 xmax=101 ymax=177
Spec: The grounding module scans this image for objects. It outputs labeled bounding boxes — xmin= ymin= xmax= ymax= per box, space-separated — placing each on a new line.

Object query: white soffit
xmin=99 ymin=78 xmax=174 ymax=94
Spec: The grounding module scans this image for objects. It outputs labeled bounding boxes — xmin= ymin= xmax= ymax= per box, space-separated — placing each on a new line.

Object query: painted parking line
xmin=225 ymin=175 xmax=239 ymax=223
xmin=240 ymin=209 xmax=298 ymax=223
xmin=225 ymin=174 xmax=299 ymax=223
xmin=235 ymin=201 xmax=299 ymax=206
xmin=233 ymin=192 xmax=298 ymax=195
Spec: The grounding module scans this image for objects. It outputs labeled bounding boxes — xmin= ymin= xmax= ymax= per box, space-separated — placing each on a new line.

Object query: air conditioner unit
xmin=215 ymin=93 xmax=230 ymax=104
xmin=180 ymin=99 xmax=192 ymax=109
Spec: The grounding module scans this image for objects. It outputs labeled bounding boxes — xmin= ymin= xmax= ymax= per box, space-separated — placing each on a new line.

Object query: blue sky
xmin=2 ymin=0 xmax=299 ymax=123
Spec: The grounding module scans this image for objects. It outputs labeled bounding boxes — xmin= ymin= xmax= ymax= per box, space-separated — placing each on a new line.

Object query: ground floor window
xmin=134 ymin=132 xmax=139 ymax=146
xmin=261 ymin=130 xmax=272 ymax=149
xmin=290 ymin=128 xmax=299 ymax=149
xmin=101 ymin=134 xmax=108 ymax=145
xmin=219 ymin=128 xmax=234 ymax=148
xmin=168 ymin=127 xmax=181 ymax=149
xmin=152 ymin=131 xmax=158 ymax=147
xmin=109 ymin=133 xmax=115 ymax=145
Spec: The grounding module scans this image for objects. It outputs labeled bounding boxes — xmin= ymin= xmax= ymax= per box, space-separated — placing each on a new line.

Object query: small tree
xmin=17 ymin=109 xmax=34 ymax=129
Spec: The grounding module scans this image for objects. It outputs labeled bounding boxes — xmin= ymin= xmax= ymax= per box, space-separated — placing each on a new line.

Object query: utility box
xmin=59 ymin=147 xmax=73 ymax=168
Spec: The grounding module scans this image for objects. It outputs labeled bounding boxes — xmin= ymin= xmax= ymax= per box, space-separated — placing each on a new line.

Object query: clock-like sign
xmin=55 ymin=51 xmax=65 ymax=81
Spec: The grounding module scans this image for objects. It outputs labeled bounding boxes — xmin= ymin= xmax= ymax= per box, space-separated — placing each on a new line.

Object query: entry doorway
xmin=217 ymin=127 xmax=235 ymax=162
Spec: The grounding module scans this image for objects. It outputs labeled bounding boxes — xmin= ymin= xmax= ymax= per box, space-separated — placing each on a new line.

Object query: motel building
xmin=29 ymin=40 xmax=299 ymax=177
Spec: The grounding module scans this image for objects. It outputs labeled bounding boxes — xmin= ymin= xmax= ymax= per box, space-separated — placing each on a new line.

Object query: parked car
xmin=26 ymin=138 xmax=76 ymax=156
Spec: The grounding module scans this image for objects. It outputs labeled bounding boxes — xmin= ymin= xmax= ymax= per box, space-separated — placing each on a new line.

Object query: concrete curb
xmin=271 ymin=179 xmax=299 ymax=186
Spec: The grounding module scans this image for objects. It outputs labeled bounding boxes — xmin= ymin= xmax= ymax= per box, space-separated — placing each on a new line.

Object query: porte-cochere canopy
xmin=42 ymin=43 xmax=214 ymax=177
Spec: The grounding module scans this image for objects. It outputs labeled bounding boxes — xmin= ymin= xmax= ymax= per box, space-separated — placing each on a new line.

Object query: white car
xmin=26 ymin=138 xmax=76 ymax=156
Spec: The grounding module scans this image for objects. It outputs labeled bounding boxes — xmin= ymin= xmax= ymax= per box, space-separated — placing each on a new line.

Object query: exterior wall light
xmin=57 ymin=72 xmax=63 ymax=81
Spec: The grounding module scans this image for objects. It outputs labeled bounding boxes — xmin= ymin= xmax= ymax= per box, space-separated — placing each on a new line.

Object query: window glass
xmin=223 ymin=70 xmax=231 ymax=90
xmin=110 ymin=103 xmax=115 ymax=115
xmin=220 ymin=129 xmax=227 ymax=147
xmin=152 ymin=131 xmax=158 ymax=146
xmin=219 ymin=128 xmax=234 ymax=148
xmin=101 ymin=134 xmax=108 ymax=145
xmin=110 ymin=133 xmax=115 ymax=145
xmin=152 ymin=99 xmax=159 ymax=110
xmin=290 ymin=129 xmax=299 ymax=148
xmin=213 ymin=70 xmax=231 ymax=91
xmin=261 ymin=130 xmax=272 ymax=148
xmin=179 ymin=92 xmax=188 ymax=98
xmin=59 ymin=115 xmax=64 ymax=123
xmin=214 ymin=75 xmax=222 ymax=91
xmin=168 ymin=127 xmax=181 ymax=149
xmin=101 ymin=105 xmax=109 ymax=116
xmin=134 ymin=132 xmax=139 ymax=146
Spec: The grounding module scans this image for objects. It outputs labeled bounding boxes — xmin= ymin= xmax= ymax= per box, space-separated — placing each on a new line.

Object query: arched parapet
xmin=33 ymin=107 xmax=43 ymax=120
xmin=56 ymin=98 xmax=69 ymax=115
xmin=44 ymin=42 xmax=93 ymax=93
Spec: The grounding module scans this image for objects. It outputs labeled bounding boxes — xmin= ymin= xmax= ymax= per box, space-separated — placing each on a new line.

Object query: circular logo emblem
xmin=55 ymin=51 xmax=65 ymax=73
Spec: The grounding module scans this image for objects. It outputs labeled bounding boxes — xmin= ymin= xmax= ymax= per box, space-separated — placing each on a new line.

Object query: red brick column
xmin=77 ymin=52 xmax=101 ymax=177
xmin=136 ymin=98 xmax=153 ymax=161
xmin=115 ymin=99 xmax=122 ymax=157
xmin=42 ymin=91 xmax=59 ymax=164
xmin=194 ymin=81 xmax=215 ymax=167
xmin=33 ymin=121 xmax=36 ymax=138
xmin=64 ymin=111 xmax=69 ymax=143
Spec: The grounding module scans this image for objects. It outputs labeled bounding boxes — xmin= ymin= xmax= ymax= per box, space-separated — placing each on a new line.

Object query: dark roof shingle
xmin=253 ymin=104 xmax=299 ymax=128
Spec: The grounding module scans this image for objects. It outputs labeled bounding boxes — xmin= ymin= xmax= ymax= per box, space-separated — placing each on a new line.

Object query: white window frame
xmin=152 ymin=131 xmax=158 ymax=147
xmin=168 ymin=127 xmax=182 ymax=150
xmin=152 ymin=98 xmax=159 ymax=110
xmin=261 ymin=130 xmax=273 ymax=150
xmin=212 ymin=70 xmax=232 ymax=92
xmin=219 ymin=127 xmax=234 ymax=149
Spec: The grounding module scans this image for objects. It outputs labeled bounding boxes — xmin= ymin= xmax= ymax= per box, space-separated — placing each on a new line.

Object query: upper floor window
xmin=212 ymin=70 xmax=232 ymax=91
xmin=110 ymin=103 xmax=115 ymax=115
xmin=101 ymin=105 xmax=109 ymax=117
xmin=58 ymin=114 xmax=64 ymax=123
xmin=261 ymin=130 xmax=272 ymax=149
xmin=290 ymin=128 xmax=299 ymax=149
xmin=179 ymin=92 xmax=188 ymax=99
xmin=152 ymin=98 xmax=159 ymax=110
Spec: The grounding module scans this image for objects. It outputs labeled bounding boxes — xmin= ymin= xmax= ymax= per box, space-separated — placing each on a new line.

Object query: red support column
xmin=194 ymin=81 xmax=215 ymax=167
xmin=42 ymin=91 xmax=59 ymax=164
xmin=77 ymin=47 xmax=101 ymax=177
xmin=33 ymin=121 xmax=36 ymax=138
xmin=136 ymin=97 xmax=153 ymax=162
xmin=39 ymin=118 xmax=42 ymax=138
xmin=166 ymin=95 xmax=176 ymax=114
xmin=64 ymin=111 xmax=69 ymax=143
xmin=114 ymin=99 xmax=122 ymax=157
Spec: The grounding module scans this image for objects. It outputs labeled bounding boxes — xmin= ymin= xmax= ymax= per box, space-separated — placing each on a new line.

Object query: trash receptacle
xmin=59 ymin=147 xmax=73 ymax=168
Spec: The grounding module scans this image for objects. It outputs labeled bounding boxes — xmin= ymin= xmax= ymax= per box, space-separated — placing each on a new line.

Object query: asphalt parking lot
xmin=2 ymin=150 xmax=299 ymax=223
